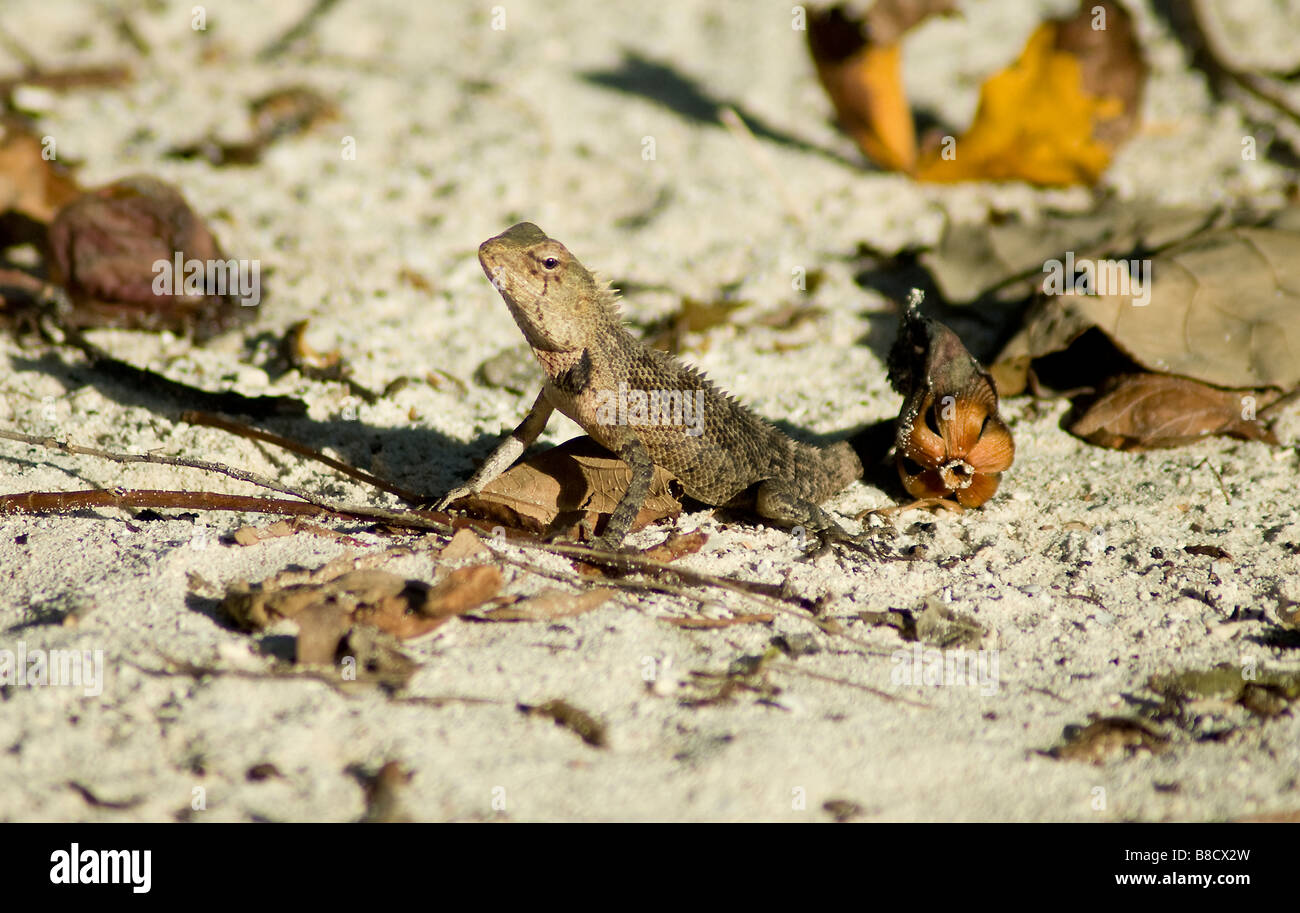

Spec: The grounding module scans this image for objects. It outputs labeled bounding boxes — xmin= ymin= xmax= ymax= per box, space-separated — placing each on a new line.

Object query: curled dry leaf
xmin=222 ymin=565 xmax=500 ymax=644
xmin=1069 ymin=373 xmax=1279 ymax=450
xmin=457 ymin=436 xmax=680 ymax=536
xmin=637 ymin=529 xmax=708 ymax=562
xmin=806 ymin=5 xmax=919 ymax=172
xmin=887 ymin=291 xmax=1014 ymax=507
xmin=47 ymin=176 xmax=255 ymax=340
xmin=992 ymin=222 xmax=1300 ymax=396
xmin=518 ymin=699 xmax=608 ymax=748
xmin=1048 ymin=717 xmax=1169 ymax=764
xmin=0 ymin=117 xmax=80 ymax=223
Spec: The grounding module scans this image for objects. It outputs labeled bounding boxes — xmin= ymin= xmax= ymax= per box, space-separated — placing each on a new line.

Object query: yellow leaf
xmin=916 ymin=23 xmax=1124 ymax=185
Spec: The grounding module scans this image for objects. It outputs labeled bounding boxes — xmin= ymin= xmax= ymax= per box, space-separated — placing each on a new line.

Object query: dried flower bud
xmin=887 ymin=290 xmax=1014 ymax=507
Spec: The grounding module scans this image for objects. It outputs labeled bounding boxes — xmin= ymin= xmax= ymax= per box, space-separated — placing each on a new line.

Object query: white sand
xmin=1 ymin=0 xmax=1297 ymax=821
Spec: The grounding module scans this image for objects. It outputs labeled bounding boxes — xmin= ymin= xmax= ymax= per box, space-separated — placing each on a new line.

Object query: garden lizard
xmin=437 ymin=222 xmax=872 ymax=553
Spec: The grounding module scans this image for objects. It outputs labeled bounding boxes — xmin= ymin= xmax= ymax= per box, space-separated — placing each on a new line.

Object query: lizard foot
xmin=431 ymin=486 xmax=474 ymax=513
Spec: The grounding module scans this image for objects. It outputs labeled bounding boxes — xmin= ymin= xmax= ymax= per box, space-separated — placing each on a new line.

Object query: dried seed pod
xmin=886 ymin=289 xmax=1014 ymax=507
xmin=47 ymin=175 xmax=255 ymax=340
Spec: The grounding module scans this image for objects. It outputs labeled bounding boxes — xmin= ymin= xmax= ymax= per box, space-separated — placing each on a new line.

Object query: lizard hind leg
xmin=753 ymin=479 xmax=889 ymax=560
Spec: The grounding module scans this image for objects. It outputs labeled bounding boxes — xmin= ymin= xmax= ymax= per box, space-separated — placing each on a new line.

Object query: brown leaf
xmin=1049 ymin=717 xmax=1169 ymax=764
xmin=1068 ymin=374 xmax=1279 ymax=450
xmin=439 ymin=527 xmax=489 ymax=560
xmin=47 ymin=175 xmax=255 ymax=340
xmin=295 ymin=602 xmax=352 ymax=665
xmin=915 ymin=1 xmax=1144 ymax=185
xmin=807 ymin=5 xmax=917 ymax=172
xmin=457 ymin=436 xmax=680 ymax=535
xmin=518 ymin=699 xmax=607 ymax=748
xmin=993 ymin=221 xmax=1300 ymax=395
xmin=637 ymin=530 xmax=708 ymax=562
xmin=221 ymin=566 xmax=479 ymax=643
xmin=0 ymin=118 xmax=80 ymax=222
xmin=477 ymin=588 xmax=613 ymax=622
xmin=1052 ymin=1 xmax=1146 ymax=146
xmin=419 ymin=565 xmax=503 ymax=617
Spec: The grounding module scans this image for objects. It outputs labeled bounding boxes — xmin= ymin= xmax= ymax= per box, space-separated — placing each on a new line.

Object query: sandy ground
xmin=1 ymin=0 xmax=1298 ymax=822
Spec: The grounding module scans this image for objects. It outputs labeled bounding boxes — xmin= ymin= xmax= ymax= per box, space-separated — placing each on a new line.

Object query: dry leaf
xmin=457 ymin=436 xmax=681 ymax=536
xmin=992 ymin=222 xmax=1300 ymax=395
xmin=1049 ymin=717 xmax=1169 ymax=764
xmin=1069 ymin=374 xmax=1279 ymax=450
xmin=0 ymin=117 xmax=80 ymax=222
xmin=337 ymin=625 xmax=419 ymax=691
xmin=221 ymin=565 xmax=494 ymax=643
xmin=440 ymin=527 xmax=489 ymax=560
xmin=638 ymin=530 xmax=708 ymax=562
xmin=1052 ymin=1 xmax=1145 ymax=146
xmin=418 ymin=565 xmax=502 ymax=617
xmin=807 ymin=5 xmax=917 ymax=172
xmin=477 ymin=588 xmax=613 ymax=622
xmin=888 ymin=291 xmax=1014 ymax=507
xmin=518 ymin=699 xmax=607 ymax=747
xmin=915 ymin=2 xmax=1142 ymax=185
xmin=47 ymin=176 xmax=255 ymax=340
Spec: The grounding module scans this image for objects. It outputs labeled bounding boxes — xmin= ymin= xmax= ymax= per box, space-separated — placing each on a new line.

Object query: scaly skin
xmin=438 ymin=222 xmax=867 ymax=551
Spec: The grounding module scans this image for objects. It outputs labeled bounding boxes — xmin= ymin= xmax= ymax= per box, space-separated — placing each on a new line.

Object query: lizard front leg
xmin=589 ymin=435 xmax=654 ymax=549
xmin=434 ymin=388 xmax=554 ymax=510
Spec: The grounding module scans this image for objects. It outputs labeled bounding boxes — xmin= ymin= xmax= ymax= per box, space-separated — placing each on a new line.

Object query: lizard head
xmin=478 ymin=222 xmax=613 ymax=351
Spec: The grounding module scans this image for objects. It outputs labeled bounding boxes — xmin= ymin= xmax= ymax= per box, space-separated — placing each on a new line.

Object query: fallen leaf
xmin=915 ymin=2 xmax=1141 ymax=185
xmin=295 ymin=602 xmax=352 ymax=665
xmin=637 ymin=530 xmax=708 ymax=562
xmin=477 ymin=588 xmax=613 ymax=622
xmin=1049 ymin=717 xmax=1169 ymax=764
xmin=456 ymin=436 xmax=681 ymax=536
xmin=0 ymin=117 xmax=80 ymax=222
xmin=418 ymin=565 xmax=503 ymax=617
xmin=807 ymin=5 xmax=917 ymax=172
xmin=220 ymin=564 xmax=491 ymax=643
xmin=913 ymin=597 xmax=986 ymax=648
xmin=1068 ymin=374 xmax=1279 ymax=450
xmin=47 ymin=175 xmax=255 ymax=340
xmin=440 ymin=527 xmax=489 ymax=560
xmin=337 ymin=625 xmax=419 ymax=691
xmin=518 ymin=699 xmax=608 ymax=748
xmin=993 ymin=221 xmax=1300 ymax=395
xmin=1052 ymin=1 xmax=1145 ymax=146
xmin=822 ymin=798 xmax=866 ymax=822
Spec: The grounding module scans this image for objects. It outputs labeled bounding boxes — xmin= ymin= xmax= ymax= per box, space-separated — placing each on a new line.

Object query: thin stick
xmin=718 ymin=106 xmax=807 ymax=228
xmin=0 ymin=428 xmax=333 ymax=506
xmin=258 ymin=0 xmax=344 ymax=60
xmin=181 ymin=410 xmax=426 ymax=504
xmin=769 ymin=661 xmax=931 ymax=709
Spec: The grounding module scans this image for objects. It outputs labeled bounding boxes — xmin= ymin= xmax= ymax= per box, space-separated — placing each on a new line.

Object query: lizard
xmin=436 ymin=222 xmax=875 ymax=554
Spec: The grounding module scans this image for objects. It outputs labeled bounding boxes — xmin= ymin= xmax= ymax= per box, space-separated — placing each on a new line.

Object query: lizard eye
xmin=542 ymin=257 xmax=560 ymax=269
